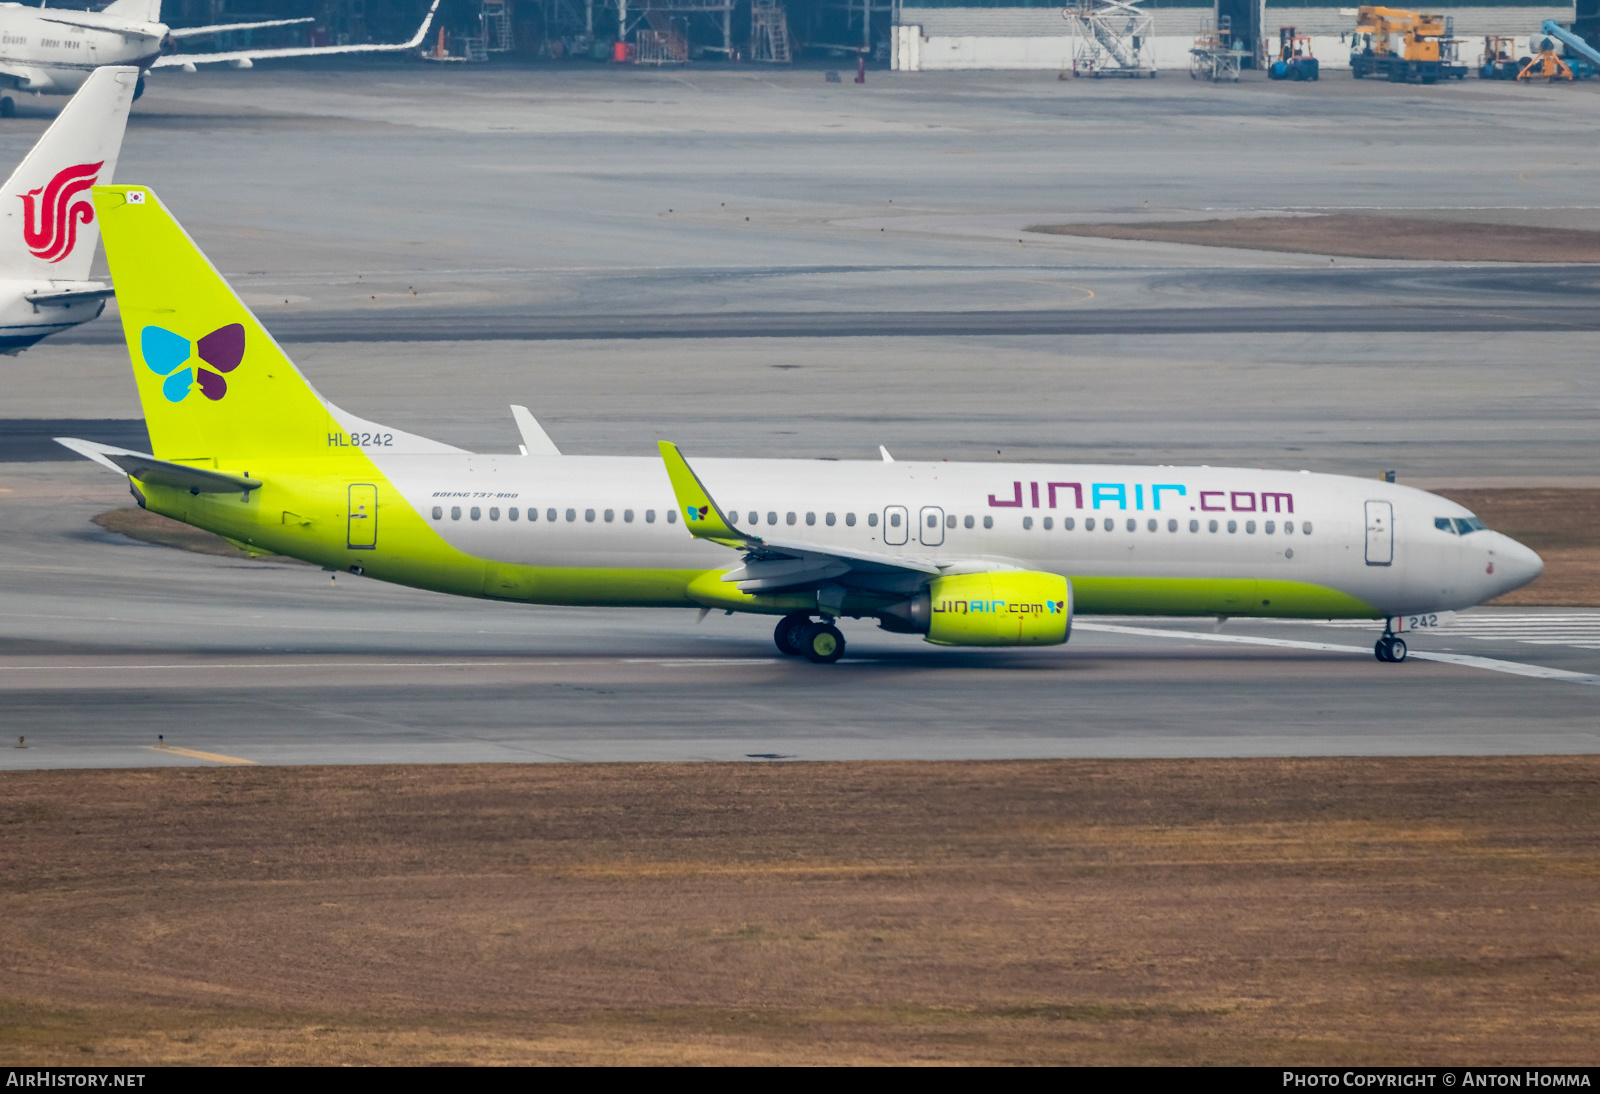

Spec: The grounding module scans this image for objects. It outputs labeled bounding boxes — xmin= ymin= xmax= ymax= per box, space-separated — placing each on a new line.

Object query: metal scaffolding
xmin=1063 ymin=0 xmax=1156 ymax=78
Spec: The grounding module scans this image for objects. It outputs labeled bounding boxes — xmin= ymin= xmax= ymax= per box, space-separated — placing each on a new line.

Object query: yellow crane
xmin=1349 ymin=6 xmax=1467 ymax=83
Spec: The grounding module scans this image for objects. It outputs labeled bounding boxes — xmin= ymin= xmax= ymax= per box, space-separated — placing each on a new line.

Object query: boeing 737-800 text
xmin=59 ymin=186 xmax=1545 ymax=664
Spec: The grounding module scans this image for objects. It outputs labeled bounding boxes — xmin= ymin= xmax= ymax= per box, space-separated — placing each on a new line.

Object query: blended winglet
xmin=657 ymin=441 xmax=749 ymax=548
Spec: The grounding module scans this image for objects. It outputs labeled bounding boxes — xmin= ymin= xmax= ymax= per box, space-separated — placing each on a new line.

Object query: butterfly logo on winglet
xmin=686 ymin=505 xmax=710 ymax=522
xmin=140 ymin=323 xmax=245 ymax=403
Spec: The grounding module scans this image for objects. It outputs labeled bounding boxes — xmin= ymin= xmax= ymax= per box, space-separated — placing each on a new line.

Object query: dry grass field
xmin=2 ymin=758 xmax=1598 ymax=1065
xmin=1027 ymin=215 xmax=1600 ymax=263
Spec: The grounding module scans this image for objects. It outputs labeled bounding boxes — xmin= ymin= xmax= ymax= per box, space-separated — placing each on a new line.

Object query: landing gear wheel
xmin=801 ymin=621 xmax=845 ymax=664
xmin=1374 ymin=637 xmax=1408 ymax=663
xmin=0 ymin=98 xmax=14 ymax=119
xmin=774 ymin=612 xmax=812 ymax=657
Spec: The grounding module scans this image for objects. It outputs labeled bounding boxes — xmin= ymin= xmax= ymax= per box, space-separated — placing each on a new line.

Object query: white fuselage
xmin=0 ymin=5 xmax=160 ymax=95
xmin=364 ymin=449 xmax=1543 ymax=617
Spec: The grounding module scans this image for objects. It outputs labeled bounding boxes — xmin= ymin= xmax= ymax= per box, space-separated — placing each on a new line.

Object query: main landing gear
xmin=774 ymin=612 xmax=846 ymax=664
xmin=1374 ymin=630 xmax=1408 ymax=663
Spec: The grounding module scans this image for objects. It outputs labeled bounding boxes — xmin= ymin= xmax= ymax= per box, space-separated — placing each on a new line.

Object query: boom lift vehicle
xmin=1349 ymin=7 xmax=1466 ymax=83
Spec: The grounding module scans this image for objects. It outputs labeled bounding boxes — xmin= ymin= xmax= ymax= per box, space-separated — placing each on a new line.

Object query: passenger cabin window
xmin=604 ymin=509 xmax=614 ymax=523
xmin=509 ymin=507 xmax=519 ymax=521
xmin=624 ymin=509 xmax=634 ymax=523
xmin=452 ymin=507 xmax=461 ymax=520
xmin=728 ymin=511 xmax=739 ymax=524
xmin=964 ymin=515 xmax=974 ymax=529
xmin=1264 ymin=520 xmax=1274 ymax=534
xmin=1284 ymin=521 xmax=1294 ymax=534
xmin=566 ymin=509 xmax=576 ymax=522
xmin=748 ymin=511 xmax=757 ymax=524
xmin=1303 ymin=522 xmax=1313 ymax=535
xmin=1227 ymin=520 xmax=1237 ymax=533
xmin=846 ymin=513 xmax=856 ymax=527
xmin=471 ymin=507 xmax=482 ymax=521
xmin=1147 ymin=519 xmax=1157 ymax=532
xmin=667 ymin=510 xmax=677 ymax=524
xmin=1023 ymin=516 xmax=1033 ymax=530
xmin=983 ymin=515 xmax=993 ymax=529
xmin=1245 ymin=520 xmax=1256 ymax=534
xmin=1063 ymin=517 xmax=1075 ymax=531
xmin=806 ymin=512 xmax=816 ymax=526
xmin=1208 ymin=519 xmax=1218 ymax=533
xmin=768 ymin=511 xmax=778 ymax=525
xmin=946 ymin=514 xmax=956 ymax=529
xmin=868 ymin=513 xmax=879 ymax=527
xmin=826 ymin=513 xmax=837 ymax=526
xmin=1126 ymin=519 xmax=1135 ymax=532
xmin=1086 ymin=517 xmax=1096 ymax=531
xmin=585 ymin=509 xmax=595 ymax=522
xmin=489 ymin=507 xmax=500 ymax=521
xmin=1168 ymin=519 xmax=1177 ymax=532
xmin=432 ymin=506 xmax=442 ymax=520
xmin=787 ymin=512 xmax=797 ymax=525
xmin=547 ymin=509 xmax=557 ymax=522
xmin=1043 ymin=517 xmax=1053 ymax=530
xmin=646 ymin=509 xmax=656 ymax=523
xmin=1105 ymin=520 xmax=1113 ymax=533
xmin=1190 ymin=519 xmax=1199 ymax=532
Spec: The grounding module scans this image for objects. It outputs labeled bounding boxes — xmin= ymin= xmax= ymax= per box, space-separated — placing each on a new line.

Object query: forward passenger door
xmin=1365 ymin=500 xmax=1392 ymax=566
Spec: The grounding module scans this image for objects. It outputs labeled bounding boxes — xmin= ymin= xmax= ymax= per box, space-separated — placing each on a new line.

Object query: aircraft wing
xmin=658 ymin=441 xmax=941 ymax=593
xmin=152 ymin=0 xmax=439 ymax=67
xmin=55 ymin=437 xmax=260 ymax=494
xmin=166 ymin=18 xmax=315 ymax=39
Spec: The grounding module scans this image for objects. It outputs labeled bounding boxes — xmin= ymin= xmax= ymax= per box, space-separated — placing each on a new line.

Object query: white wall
xmin=893 ymin=6 xmax=1577 ymax=73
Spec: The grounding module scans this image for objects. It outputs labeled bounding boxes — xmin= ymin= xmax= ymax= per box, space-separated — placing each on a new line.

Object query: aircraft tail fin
xmin=92 ymin=184 xmax=462 ymax=463
xmin=100 ymin=0 xmax=165 ymax=23
xmin=0 ymin=66 xmax=136 ymax=282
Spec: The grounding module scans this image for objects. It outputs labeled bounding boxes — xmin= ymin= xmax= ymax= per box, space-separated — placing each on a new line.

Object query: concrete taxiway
xmin=3 ymin=66 xmax=1598 ymax=768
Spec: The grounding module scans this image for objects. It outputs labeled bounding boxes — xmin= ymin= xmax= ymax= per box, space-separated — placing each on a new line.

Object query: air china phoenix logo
xmin=20 ymin=161 xmax=102 ymax=263
xmin=141 ymin=323 xmax=246 ymax=403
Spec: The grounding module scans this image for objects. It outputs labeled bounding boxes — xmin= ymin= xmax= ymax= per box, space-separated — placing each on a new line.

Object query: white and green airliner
xmin=59 ymin=186 xmax=1545 ymax=664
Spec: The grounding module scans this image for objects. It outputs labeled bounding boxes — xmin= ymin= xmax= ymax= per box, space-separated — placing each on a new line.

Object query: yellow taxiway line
xmin=144 ymin=745 xmax=256 ymax=766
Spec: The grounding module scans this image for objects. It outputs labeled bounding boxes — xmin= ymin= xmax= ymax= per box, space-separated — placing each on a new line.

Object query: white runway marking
xmin=1077 ymin=622 xmax=1600 ymax=687
xmin=1311 ymin=613 xmax=1600 ymax=651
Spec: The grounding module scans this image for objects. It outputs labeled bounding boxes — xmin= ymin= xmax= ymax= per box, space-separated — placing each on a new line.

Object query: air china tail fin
xmin=0 ymin=66 xmax=137 ymax=282
xmin=100 ymin=0 xmax=165 ymax=23
xmin=90 ymin=183 xmax=462 ymax=463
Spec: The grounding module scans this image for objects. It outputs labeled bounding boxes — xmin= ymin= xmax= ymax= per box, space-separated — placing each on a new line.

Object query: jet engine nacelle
xmin=880 ymin=571 xmax=1072 ymax=647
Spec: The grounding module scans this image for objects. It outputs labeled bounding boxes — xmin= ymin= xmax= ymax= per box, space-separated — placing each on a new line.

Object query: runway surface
xmin=3 ymin=67 xmax=1598 ymax=767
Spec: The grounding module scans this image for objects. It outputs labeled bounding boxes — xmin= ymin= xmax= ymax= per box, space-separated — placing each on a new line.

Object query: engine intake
xmin=880 ymin=571 xmax=1072 ymax=647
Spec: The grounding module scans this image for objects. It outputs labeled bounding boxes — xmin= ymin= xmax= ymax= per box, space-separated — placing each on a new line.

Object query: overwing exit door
xmin=920 ymin=506 xmax=945 ymax=546
xmin=1365 ymin=500 xmax=1392 ymax=566
xmin=348 ymin=484 xmax=377 ymax=549
xmin=883 ymin=505 xmax=908 ymax=545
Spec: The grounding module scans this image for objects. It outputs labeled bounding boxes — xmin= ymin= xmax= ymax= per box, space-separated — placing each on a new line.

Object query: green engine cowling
xmin=879 ymin=571 xmax=1072 ymax=647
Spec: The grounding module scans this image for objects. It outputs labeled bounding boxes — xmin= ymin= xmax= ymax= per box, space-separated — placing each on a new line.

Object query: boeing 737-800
xmin=0 ymin=0 xmax=439 ymax=115
xmin=0 ymin=64 xmax=134 ymax=350
xmin=59 ymin=186 xmax=1546 ymax=664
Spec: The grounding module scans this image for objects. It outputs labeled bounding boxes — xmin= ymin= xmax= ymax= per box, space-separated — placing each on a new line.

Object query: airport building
xmin=890 ymin=0 xmax=1580 ymax=73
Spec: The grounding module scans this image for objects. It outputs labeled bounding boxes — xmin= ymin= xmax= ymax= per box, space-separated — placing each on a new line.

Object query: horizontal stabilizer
xmin=55 ymin=437 xmax=260 ymax=493
xmin=26 ymin=284 xmax=115 ymax=308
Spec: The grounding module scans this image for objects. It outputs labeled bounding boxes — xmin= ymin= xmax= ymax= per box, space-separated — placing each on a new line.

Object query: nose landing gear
xmin=1374 ymin=632 xmax=1408 ymax=663
xmin=774 ymin=612 xmax=847 ymax=664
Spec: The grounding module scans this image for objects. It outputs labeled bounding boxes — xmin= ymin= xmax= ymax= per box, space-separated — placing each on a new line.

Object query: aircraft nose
xmin=1487 ymin=533 xmax=1544 ymax=596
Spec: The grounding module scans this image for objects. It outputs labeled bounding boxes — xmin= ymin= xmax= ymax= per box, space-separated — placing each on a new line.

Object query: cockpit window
xmin=1454 ymin=516 xmax=1486 ymax=535
xmin=1435 ymin=517 xmax=1456 ymax=534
